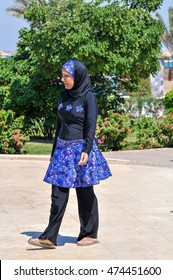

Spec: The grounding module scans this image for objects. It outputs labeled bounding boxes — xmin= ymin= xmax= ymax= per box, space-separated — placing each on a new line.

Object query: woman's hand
xmin=78 ymin=152 xmax=89 ymax=165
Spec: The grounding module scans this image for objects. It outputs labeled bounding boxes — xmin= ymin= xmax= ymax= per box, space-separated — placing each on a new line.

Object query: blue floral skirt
xmin=43 ymin=138 xmax=112 ymax=188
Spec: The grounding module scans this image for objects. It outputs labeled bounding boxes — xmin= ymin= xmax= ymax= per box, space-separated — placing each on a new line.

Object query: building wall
xmin=164 ymin=68 xmax=173 ymax=93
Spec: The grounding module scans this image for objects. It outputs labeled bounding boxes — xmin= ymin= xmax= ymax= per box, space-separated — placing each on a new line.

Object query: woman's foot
xmin=28 ymin=238 xmax=56 ymax=249
xmin=77 ymin=237 xmax=99 ymax=246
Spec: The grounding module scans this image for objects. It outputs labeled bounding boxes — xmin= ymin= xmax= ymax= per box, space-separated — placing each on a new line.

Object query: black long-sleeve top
xmin=51 ymin=90 xmax=97 ymax=157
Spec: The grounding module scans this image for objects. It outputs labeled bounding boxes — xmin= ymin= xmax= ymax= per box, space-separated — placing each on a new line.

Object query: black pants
xmin=39 ymin=185 xmax=99 ymax=245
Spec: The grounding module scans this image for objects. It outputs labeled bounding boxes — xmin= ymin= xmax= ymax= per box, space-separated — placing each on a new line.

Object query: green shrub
xmin=157 ymin=113 xmax=173 ymax=146
xmin=96 ymin=111 xmax=130 ymax=151
xmin=0 ymin=109 xmax=29 ymax=154
xmin=133 ymin=116 xmax=169 ymax=149
xmin=164 ymin=90 xmax=173 ymax=113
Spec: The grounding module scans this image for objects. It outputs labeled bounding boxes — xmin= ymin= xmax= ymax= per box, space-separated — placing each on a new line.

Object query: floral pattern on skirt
xmin=43 ymin=138 xmax=112 ymax=188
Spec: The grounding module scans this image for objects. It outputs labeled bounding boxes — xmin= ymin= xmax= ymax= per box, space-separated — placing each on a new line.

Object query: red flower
xmin=98 ymin=139 xmax=104 ymax=144
xmin=4 ymin=142 xmax=9 ymax=148
xmin=0 ymin=121 xmax=5 ymax=127
xmin=12 ymin=135 xmax=17 ymax=140
xmin=16 ymin=142 xmax=23 ymax=148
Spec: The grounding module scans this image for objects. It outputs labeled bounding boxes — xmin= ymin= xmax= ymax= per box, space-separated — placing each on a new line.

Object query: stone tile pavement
xmin=0 ymin=148 xmax=173 ymax=260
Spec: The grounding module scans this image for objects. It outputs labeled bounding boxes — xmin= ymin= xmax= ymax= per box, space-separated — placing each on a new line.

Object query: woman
xmin=28 ymin=59 xmax=112 ymax=248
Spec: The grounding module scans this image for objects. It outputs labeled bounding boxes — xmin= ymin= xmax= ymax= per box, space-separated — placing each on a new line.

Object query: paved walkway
xmin=0 ymin=148 xmax=173 ymax=260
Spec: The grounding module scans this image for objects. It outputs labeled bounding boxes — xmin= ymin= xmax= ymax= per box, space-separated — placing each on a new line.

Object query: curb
xmin=0 ymin=154 xmax=130 ymax=164
xmin=0 ymin=154 xmax=50 ymax=161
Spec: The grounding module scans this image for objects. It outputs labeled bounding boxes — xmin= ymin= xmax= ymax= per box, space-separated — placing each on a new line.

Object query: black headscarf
xmin=62 ymin=59 xmax=91 ymax=99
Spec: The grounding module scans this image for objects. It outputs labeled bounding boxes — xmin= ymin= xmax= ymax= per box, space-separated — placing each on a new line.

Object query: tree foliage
xmin=121 ymin=0 xmax=163 ymax=12
xmin=0 ymin=58 xmax=14 ymax=109
xmin=22 ymin=0 xmax=163 ymax=81
xmin=128 ymin=78 xmax=152 ymax=97
xmin=5 ymin=0 xmax=164 ymax=138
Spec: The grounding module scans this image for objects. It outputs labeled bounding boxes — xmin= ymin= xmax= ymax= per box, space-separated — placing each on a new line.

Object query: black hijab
xmin=62 ymin=59 xmax=91 ymax=99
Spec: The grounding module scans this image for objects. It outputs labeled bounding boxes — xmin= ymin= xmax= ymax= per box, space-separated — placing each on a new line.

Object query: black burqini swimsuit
xmin=40 ymin=59 xmax=112 ymax=244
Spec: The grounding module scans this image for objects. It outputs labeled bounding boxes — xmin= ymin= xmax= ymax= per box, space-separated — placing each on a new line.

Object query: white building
xmin=0 ymin=50 xmax=15 ymax=59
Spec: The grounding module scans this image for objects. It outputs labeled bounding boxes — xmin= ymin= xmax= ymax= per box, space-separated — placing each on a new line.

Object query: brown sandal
xmin=28 ymin=238 xmax=56 ymax=249
xmin=77 ymin=237 xmax=99 ymax=246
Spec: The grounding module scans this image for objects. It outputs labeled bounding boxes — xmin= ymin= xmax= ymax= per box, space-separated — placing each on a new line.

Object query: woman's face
xmin=61 ymin=69 xmax=74 ymax=90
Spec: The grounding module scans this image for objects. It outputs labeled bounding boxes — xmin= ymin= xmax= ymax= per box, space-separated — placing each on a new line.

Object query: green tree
xmin=0 ymin=58 xmax=14 ymax=109
xmin=6 ymin=0 xmax=163 ymax=138
xmin=128 ymin=77 xmax=152 ymax=97
xmin=22 ymin=0 xmax=163 ymax=83
xmin=121 ymin=0 xmax=163 ymax=12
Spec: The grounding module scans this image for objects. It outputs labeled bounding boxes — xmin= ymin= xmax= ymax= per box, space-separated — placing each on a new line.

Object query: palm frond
xmin=6 ymin=7 xmax=25 ymax=18
xmin=156 ymin=10 xmax=173 ymax=55
xmin=38 ymin=0 xmax=47 ymax=4
xmin=169 ymin=7 xmax=173 ymax=38
xmin=13 ymin=0 xmax=31 ymax=7
xmin=156 ymin=12 xmax=169 ymax=31
xmin=6 ymin=0 xmax=47 ymax=19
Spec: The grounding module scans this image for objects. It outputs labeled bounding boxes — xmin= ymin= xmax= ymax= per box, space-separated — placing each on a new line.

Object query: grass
xmin=22 ymin=140 xmax=53 ymax=154
xmin=22 ymin=134 xmax=139 ymax=154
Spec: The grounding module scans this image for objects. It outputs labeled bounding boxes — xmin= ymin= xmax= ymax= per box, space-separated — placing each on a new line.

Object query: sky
xmin=0 ymin=0 xmax=172 ymax=52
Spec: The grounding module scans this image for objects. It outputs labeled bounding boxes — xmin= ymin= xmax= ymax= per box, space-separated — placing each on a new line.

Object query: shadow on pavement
xmin=21 ymin=231 xmax=77 ymax=247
